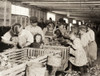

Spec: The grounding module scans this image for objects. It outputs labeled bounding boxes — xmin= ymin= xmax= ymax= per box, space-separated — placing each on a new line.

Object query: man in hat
xmin=25 ymin=16 xmax=44 ymax=41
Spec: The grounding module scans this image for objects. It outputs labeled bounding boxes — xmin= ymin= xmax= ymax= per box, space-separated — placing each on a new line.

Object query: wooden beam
xmin=22 ymin=1 xmax=100 ymax=4
xmin=69 ymin=16 xmax=90 ymax=20
xmin=52 ymin=11 xmax=90 ymax=14
xmin=70 ymin=13 xmax=90 ymax=16
xmin=51 ymin=9 xmax=100 ymax=12
xmin=28 ymin=4 xmax=100 ymax=10
xmin=70 ymin=15 xmax=90 ymax=18
xmin=21 ymin=0 xmax=95 ymax=2
xmin=29 ymin=3 xmax=100 ymax=8
xmin=4 ymin=0 xmax=7 ymax=26
xmin=30 ymin=0 xmax=68 ymax=1
xmin=70 ymin=16 xmax=100 ymax=21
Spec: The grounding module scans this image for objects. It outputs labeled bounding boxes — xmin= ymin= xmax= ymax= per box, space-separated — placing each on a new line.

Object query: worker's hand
xmin=18 ymin=43 xmax=24 ymax=48
xmin=10 ymin=42 xmax=18 ymax=48
xmin=13 ymin=42 xmax=17 ymax=45
xmin=11 ymin=37 xmax=18 ymax=43
xmin=67 ymin=41 xmax=72 ymax=45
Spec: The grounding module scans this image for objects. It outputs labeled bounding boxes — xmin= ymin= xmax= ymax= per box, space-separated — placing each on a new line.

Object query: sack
xmin=26 ymin=62 xmax=46 ymax=76
xmin=47 ymin=54 xmax=62 ymax=67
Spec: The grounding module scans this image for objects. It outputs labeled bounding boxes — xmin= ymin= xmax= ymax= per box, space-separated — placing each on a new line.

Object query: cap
xmin=30 ymin=16 xmax=38 ymax=23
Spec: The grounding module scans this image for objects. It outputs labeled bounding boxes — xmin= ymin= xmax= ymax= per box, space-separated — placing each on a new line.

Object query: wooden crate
xmin=0 ymin=48 xmax=61 ymax=76
xmin=42 ymin=45 xmax=70 ymax=70
xmin=26 ymin=48 xmax=61 ymax=57
xmin=3 ymin=49 xmax=28 ymax=64
xmin=0 ymin=55 xmax=49 ymax=76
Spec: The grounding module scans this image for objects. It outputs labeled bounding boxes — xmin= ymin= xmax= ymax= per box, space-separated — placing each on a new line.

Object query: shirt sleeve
xmin=26 ymin=31 xmax=34 ymax=43
xmin=89 ymin=30 xmax=95 ymax=42
xmin=1 ymin=31 xmax=11 ymax=41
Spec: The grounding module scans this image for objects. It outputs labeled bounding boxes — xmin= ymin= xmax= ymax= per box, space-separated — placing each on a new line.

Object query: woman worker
xmin=1 ymin=23 xmax=33 ymax=48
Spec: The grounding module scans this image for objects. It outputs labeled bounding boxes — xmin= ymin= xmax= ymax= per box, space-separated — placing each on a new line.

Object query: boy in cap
xmin=25 ymin=16 xmax=44 ymax=42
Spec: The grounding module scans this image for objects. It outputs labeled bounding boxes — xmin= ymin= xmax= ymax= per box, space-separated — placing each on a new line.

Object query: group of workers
xmin=1 ymin=16 xmax=97 ymax=76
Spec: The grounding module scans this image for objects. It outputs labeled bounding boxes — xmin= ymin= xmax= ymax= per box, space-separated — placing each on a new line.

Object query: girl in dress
xmin=79 ymin=25 xmax=97 ymax=67
xmin=68 ymin=27 xmax=88 ymax=76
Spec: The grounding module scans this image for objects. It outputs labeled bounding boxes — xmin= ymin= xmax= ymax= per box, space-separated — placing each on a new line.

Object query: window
xmin=69 ymin=23 xmax=73 ymax=31
xmin=64 ymin=18 xmax=68 ymax=23
xmin=78 ymin=21 xmax=81 ymax=25
xmin=47 ymin=12 xmax=56 ymax=21
xmin=11 ymin=5 xmax=29 ymax=16
xmin=82 ymin=20 xmax=85 ymax=24
xmin=72 ymin=20 xmax=77 ymax=24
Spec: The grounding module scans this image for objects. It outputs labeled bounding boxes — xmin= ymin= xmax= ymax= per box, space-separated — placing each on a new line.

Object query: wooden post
xmin=4 ymin=0 xmax=7 ymax=26
xmin=20 ymin=16 xmax=22 ymax=25
xmin=15 ymin=16 xmax=17 ymax=23
xmin=38 ymin=10 xmax=40 ymax=21
xmin=24 ymin=17 xmax=26 ymax=28
xmin=9 ymin=1 xmax=11 ymax=26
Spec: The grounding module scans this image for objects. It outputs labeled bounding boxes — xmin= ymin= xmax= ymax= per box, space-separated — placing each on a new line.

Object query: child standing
xmin=68 ymin=29 xmax=88 ymax=76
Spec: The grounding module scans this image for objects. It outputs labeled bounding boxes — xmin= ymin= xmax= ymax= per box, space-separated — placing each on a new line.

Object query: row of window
xmin=11 ymin=4 xmax=83 ymax=25
xmin=11 ymin=5 xmax=29 ymax=16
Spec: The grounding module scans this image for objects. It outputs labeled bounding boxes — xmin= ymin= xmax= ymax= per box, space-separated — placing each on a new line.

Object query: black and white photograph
xmin=0 ymin=0 xmax=100 ymax=76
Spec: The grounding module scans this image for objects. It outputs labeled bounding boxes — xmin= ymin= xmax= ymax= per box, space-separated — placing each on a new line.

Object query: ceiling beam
xmin=29 ymin=3 xmax=100 ymax=8
xmin=70 ymin=16 xmax=100 ymax=21
xmin=41 ymin=7 xmax=100 ymax=10
xmin=52 ymin=11 xmax=90 ymax=14
xmin=69 ymin=16 xmax=90 ymax=20
xmin=22 ymin=1 xmax=100 ymax=4
xmin=53 ymin=12 xmax=89 ymax=14
xmin=40 ymin=6 xmax=100 ymax=10
xmin=22 ymin=0 xmax=86 ymax=2
xmin=50 ymin=9 xmax=100 ymax=12
xmin=39 ymin=7 xmax=91 ymax=10
xmin=29 ymin=3 xmax=100 ymax=5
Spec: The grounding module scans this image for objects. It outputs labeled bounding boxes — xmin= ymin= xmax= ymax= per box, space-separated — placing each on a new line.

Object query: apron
xmin=84 ymin=45 xmax=90 ymax=62
xmin=69 ymin=38 xmax=88 ymax=66
xmin=88 ymin=41 xmax=97 ymax=61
